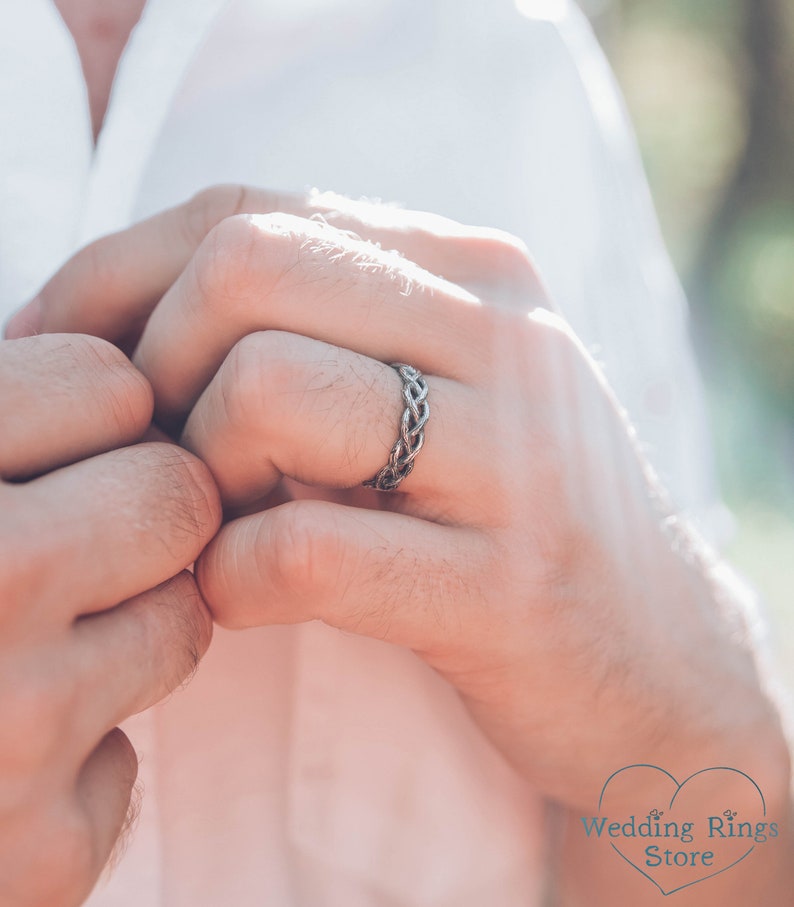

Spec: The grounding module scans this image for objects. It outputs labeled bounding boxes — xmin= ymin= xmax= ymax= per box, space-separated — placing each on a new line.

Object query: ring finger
xmin=181 ymin=330 xmax=503 ymax=524
xmin=134 ymin=211 xmax=496 ymax=429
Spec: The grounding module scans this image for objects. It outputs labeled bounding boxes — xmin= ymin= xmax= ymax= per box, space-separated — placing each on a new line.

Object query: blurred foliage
xmin=596 ymin=0 xmax=794 ymax=511
xmin=717 ymin=208 xmax=794 ymax=406
xmin=593 ymin=0 xmax=794 ymax=676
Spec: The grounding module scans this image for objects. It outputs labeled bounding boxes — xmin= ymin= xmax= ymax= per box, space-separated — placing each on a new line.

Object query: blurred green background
xmin=588 ymin=0 xmax=794 ymax=684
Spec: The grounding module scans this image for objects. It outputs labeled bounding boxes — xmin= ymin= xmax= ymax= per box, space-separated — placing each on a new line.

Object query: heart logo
xmin=582 ymin=764 xmax=771 ymax=896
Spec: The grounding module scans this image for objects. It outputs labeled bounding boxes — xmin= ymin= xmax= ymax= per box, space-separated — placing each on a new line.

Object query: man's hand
xmin=9 ymin=187 xmax=792 ymax=902
xmin=0 ymin=334 xmax=221 ymax=907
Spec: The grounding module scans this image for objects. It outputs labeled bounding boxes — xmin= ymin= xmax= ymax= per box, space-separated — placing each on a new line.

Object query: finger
xmin=134 ymin=212 xmax=500 ymax=426
xmin=3 ymin=443 xmax=221 ymax=624
xmin=298 ymin=190 xmax=547 ymax=308
xmin=70 ymin=571 xmax=212 ymax=748
xmin=181 ymin=331 xmax=495 ymax=519
xmin=195 ymin=500 xmax=491 ymax=657
xmin=7 ymin=186 xmax=279 ymax=342
xmin=74 ymin=727 xmax=139 ymax=898
xmin=7 ymin=185 xmax=543 ymax=343
xmin=0 ymin=731 xmax=137 ymax=907
xmin=0 ymin=335 xmax=153 ymax=480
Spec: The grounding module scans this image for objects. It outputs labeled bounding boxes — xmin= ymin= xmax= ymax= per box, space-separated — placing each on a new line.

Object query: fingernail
xmin=4 ymin=297 xmax=42 ymax=339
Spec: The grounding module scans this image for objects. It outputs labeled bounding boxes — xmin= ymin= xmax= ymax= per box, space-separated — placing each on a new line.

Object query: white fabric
xmin=0 ymin=1 xmax=721 ymax=903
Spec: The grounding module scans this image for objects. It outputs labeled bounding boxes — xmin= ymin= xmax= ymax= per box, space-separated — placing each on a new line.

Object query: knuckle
xmin=155 ymin=446 xmax=222 ymax=548
xmin=218 ymin=333 xmax=268 ymax=429
xmin=59 ymin=332 xmax=125 ymax=371
xmin=459 ymin=231 xmax=543 ymax=305
xmin=484 ymin=306 xmax=578 ymax=386
xmin=263 ymin=212 xmax=384 ymax=306
xmin=183 ymin=184 xmax=250 ymax=245
xmin=523 ymin=309 xmax=582 ymax=370
xmin=220 ymin=331 xmax=304 ymax=432
xmin=54 ymin=334 xmax=153 ymax=431
xmin=162 ymin=572 xmax=213 ymax=676
xmin=144 ymin=572 xmax=213 ymax=693
xmin=267 ymin=503 xmax=339 ymax=606
xmin=481 ymin=230 xmax=535 ymax=272
xmin=0 ymin=333 xmax=152 ymax=439
xmin=100 ymin=369 xmax=153 ymax=441
xmin=124 ymin=443 xmax=222 ymax=554
xmin=71 ymin=334 xmax=153 ymax=437
xmin=193 ymin=213 xmax=267 ymax=313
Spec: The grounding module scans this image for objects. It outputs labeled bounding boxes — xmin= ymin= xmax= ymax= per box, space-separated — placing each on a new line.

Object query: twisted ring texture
xmin=363 ymin=363 xmax=430 ymax=492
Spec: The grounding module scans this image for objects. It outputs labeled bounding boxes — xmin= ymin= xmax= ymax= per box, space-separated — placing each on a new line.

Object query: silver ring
xmin=363 ymin=363 xmax=430 ymax=492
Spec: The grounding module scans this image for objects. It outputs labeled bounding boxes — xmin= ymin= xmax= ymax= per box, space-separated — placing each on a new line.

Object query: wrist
xmin=576 ymin=511 xmax=789 ymax=813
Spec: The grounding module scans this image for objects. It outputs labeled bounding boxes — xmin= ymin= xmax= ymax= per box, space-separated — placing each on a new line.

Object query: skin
xmin=8 ymin=187 xmax=794 ymax=905
xmin=0 ymin=333 xmax=221 ymax=906
xmin=3 ymin=4 xmax=793 ymax=904
xmin=0 ymin=10 xmax=223 ymax=906
xmin=52 ymin=0 xmax=146 ymax=141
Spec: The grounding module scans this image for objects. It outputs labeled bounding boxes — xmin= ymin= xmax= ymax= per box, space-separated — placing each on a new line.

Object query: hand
xmin=8 ymin=187 xmax=789 ymax=852
xmin=0 ymin=334 xmax=221 ymax=907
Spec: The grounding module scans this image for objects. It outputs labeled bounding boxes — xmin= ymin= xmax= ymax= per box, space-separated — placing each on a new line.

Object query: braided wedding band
xmin=363 ymin=364 xmax=430 ymax=492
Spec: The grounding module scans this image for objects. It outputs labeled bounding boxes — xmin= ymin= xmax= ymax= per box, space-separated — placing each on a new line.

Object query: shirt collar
xmin=78 ymin=0 xmax=232 ymax=243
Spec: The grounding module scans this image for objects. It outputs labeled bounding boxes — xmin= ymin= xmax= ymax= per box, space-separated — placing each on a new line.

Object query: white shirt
xmin=0 ymin=1 xmax=721 ymax=903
